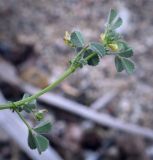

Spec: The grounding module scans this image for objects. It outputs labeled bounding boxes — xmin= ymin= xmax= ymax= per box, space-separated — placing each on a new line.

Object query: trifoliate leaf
xmin=28 ymin=130 xmax=37 ymax=149
xmin=118 ymin=48 xmax=133 ymax=58
xmin=89 ymin=42 xmax=106 ymax=57
xmin=112 ymin=17 xmax=123 ymax=29
xmin=34 ymin=121 xmax=52 ymax=134
xmin=115 ymin=56 xmax=124 ymax=72
xmin=34 ymin=134 xmax=49 ymax=154
xmin=70 ymin=31 xmax=85 ymax=47
xmin=121 ymin=58 xmax=135 ymax=74
xmin=108 ymin=9 xmax=117 ymax=25
xmin=84 ymin=49 xmax=100 ymax=66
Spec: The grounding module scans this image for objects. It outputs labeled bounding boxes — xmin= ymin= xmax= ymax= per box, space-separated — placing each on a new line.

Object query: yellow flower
xmin=64 ymin=31 xmax=71 ymax=45
xmin=100 ymin=33 xmax=106 ymax=42
xmin=108 ymin=43 xmax=119 ymax=51
xmin=100 ymin=33 xmax=119 ymax=52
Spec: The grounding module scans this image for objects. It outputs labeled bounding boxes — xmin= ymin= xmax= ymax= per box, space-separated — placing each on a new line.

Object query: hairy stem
xmin=0 ymin=47 xmax=97 ymax=110
xmin=0 ymin=66 xmax=75 ymax=110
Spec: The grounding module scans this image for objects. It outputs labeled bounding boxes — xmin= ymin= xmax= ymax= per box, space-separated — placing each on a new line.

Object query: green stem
xmin=0 ymin=66 xmax=75 ymax=110
xmin=16 ymin=109 xmax=32 ymax=131
xmin=0 ymin=47 xmax=97 ymax=111
xmin=85 ymin=52 xmax=97 ymax=61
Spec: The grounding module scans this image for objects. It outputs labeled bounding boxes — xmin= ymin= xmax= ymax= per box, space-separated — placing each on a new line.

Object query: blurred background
xmin=0 ymin=0 xmax=153 ymax=160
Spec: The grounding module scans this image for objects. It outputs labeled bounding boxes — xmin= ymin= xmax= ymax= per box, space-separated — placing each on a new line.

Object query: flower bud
xmin=64 ymin=31 xmax=72 ymax=46
xmin=100 ymin=33 xmax=106 ymax=42
xmin=108 ymin=43 xmax=119 ymax=51
xmin=35 ymin=109 xmax=47 ymax=121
